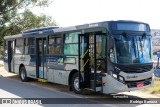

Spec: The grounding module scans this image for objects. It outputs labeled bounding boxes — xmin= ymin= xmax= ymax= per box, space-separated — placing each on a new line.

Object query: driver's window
xmin=97 ymin=34 xmax=107 ymax=59
xmin=109 ymin=37 xmax=116 ymax=63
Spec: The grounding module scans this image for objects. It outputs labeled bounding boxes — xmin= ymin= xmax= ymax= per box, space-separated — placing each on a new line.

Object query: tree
xmin=0 ymin=0 xmax=50 ymax=15
xmin=0 ymin=0 xmax=57 ymax=45
xmin=0 ymin=0 xmax=51 ymax=25
xmin=7 ymin=9 xmax=57 ymax=35
xmin=0 ymin=9 xmax=57 ymax=45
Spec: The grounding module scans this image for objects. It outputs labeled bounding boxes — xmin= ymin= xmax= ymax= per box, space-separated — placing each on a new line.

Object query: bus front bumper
xmin=102 ymin=71 xmax=154 ymax=94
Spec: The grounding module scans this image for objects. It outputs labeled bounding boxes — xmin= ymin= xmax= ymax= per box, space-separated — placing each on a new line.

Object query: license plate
xmin=137 ymin=82 xmax=144 ymax=87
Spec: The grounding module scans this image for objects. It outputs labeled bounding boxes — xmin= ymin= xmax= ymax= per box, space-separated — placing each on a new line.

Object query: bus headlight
xmin=112 ymin=74 xmax=118 ymax=78
xmin=110 ymin=70 xmax=118 ymax=78
xmin=118 ymin=76 xmax=124 ymax=82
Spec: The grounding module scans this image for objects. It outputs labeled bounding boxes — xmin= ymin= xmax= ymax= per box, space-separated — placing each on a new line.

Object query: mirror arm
xmin=157 ymin=58 xmax=160 ymax=68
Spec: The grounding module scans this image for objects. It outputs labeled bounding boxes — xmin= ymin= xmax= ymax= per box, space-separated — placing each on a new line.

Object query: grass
xmin=142 ymin=78 xmax=160 ymax=94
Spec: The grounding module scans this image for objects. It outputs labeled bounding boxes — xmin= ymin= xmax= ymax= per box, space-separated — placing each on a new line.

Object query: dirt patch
xmin=0 ymin=66 xmax=75 ymax=94
xmin=0 ymin=67 xmax=17 ymax=77
xmin=0 ymin=66 xmax=106 ymax=97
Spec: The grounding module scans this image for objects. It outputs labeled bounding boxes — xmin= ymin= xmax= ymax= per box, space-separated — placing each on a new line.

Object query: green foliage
xmin=0 ymin=0 xmax=56 ymax=45
xmin=0 ymin=9 xmax=57 ymax=44
xmin=10 ymin=9 xmax=57 ymax=32
xmin=0 ymin=0 xmax=51 ymax=15
xmin=16 ymin=9 xmax=57 ymax=29
xmin=142 ymin=78 xmax=160 ymax=94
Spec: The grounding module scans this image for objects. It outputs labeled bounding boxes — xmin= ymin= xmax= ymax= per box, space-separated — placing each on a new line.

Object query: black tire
xmin=19 ymin=66 xmax=29 ymax=82
xmin=72 ymin=72 xmax=83 ymax=94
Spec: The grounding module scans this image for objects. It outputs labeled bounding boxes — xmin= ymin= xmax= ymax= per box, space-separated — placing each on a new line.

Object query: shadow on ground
xmin=0 ymin=74 xmax=152 ymax=106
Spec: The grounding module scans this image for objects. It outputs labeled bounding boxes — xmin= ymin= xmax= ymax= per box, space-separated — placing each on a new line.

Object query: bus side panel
xmin=48 ymin=69 xmax=68 ymax=85
xmin=46 ymin=56 xmax=78 ymax=85
xmin=4 ymin=61 xmax=9 ymax=72
xmin=47 ymin=64 xmax=79 ymax=86
xmin=13 ymin=54 xmax=37 ymax=79
xmin=64 ymin=57 xmax=79 ymax=84
xmin=47 ymin=69 xmax=54 ymax=82
xmin=14 ymin=54 xmax=24 ymax=74
xmin=24 ymin=55 xmax=36 ymax=79
xmin=25 ymin=66 xmax=37 ymax=79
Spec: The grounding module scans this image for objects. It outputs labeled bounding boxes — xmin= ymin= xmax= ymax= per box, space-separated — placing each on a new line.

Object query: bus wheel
xmin=19 ymin=66 xmax=29 ymax=82
xmin=72 ymin=72 xmax=83 ymax=94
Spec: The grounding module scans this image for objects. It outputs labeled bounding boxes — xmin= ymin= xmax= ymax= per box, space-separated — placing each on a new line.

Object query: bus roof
xmin=4 ymin=20 xmax=149 ymax=40
xmin=4 ymin=34 xmax=22 ymax=40
xmin=22 ymin=26 xmax=59 ymax=34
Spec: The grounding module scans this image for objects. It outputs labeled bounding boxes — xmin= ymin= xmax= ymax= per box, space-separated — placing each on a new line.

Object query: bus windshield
xmin=110 ymin=35 xmax=152 ymax=64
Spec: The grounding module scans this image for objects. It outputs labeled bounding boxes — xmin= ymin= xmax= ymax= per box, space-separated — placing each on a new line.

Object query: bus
xmin=3 ymin=20 xmax=153 ymax=94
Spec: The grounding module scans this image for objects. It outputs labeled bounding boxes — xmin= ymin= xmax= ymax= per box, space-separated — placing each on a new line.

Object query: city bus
xmin=3 ymin=20 xmax=153 ymax=94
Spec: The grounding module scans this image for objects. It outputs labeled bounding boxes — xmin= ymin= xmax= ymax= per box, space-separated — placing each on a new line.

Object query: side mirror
xmin=157 ymin=52 xmax=160 ymax=58
xmin=154 ymin=69 xmax=160 ymax=77
xmin=155 ymin=52 xmax=160 ymax=77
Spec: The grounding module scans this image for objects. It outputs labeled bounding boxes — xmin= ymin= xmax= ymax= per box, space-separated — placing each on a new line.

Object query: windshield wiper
xmin=138 ymin=33 xmax=147 ymax=60
xmin=132 ymin=37 xmax=137 ymax=57
xmin=142 ymin=33 xmax=146 ymax=47
xmin=122 ymin=32 xmax=128 ymax=40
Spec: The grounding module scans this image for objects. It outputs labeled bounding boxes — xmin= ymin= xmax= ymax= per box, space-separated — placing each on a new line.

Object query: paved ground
xmin=0 ymin=76 xmax=111 ymax=107
xmin=0 ymin=64 xmax=160 ymax=107
xmin=0 ymin=75 xmax=160 ymax=107
xmin=0 ymin=60 xmax=3 ymax=65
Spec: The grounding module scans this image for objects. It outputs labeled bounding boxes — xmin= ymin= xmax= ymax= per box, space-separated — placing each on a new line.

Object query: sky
xmin=32 ymin=0 xmax=160 ymax=29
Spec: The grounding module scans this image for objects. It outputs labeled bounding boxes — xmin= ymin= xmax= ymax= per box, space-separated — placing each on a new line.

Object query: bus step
xmin=38 ymin=78 xmax=48 ymax=82
xmin=90 ymin=80 xmax=102 ymax=87
xmin=96 ymin=87 xmax=102 ymax=92
xmin=87 ymin=87 xmax=102 ymax=92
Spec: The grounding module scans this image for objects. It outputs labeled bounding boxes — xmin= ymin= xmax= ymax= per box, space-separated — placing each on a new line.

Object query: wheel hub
xmin=74 ymin=77 xmax=80 ymax=91
xmin=21 ymin=70 xmax=25 ymax=80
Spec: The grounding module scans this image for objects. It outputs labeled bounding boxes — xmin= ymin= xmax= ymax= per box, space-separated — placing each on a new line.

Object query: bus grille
xmin=125 ymin=77 xmax=152 ymax=88
xmin=123 ymin=70 xmax=148 ymax=73
xmin=115 ymin=63 xmax=153 ymax=73
xmin=123 ymin=65 xmax=152 ymax=73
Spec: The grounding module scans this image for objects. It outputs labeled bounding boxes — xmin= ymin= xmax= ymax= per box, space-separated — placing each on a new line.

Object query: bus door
xmin=8 ymin=41 xmax=15 ymax=72
xmin=36 ymin=38 xmax=47 ymax=79
xmin=78 ymin=32 xmax=106 ymax=91
xmin=78 ymin=34 xmax=90 ymax=88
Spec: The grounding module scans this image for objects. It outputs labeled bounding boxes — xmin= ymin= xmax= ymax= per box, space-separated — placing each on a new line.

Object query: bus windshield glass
xmin=110 ymin=35 xmax=152 ymax=64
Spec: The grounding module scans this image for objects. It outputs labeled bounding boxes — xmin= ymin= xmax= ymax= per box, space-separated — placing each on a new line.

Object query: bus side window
xmin=15 ymin=38 xmax=24 ymax=54
xmin=27 ymin=38 xmax=35 ymax=54
xmin=64 ymin=32 xmax=80 ymax=55
xmin=48 ymin=35 xmax=63 ymax=55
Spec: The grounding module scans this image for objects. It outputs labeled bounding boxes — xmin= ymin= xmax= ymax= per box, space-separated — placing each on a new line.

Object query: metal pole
xmin=157 ymin=58 xmax=159 ymax=68
xmin=78 ymin=34 xmax=81 ymax=88
xmin=94 ymin=33 xmax=97 ymax=91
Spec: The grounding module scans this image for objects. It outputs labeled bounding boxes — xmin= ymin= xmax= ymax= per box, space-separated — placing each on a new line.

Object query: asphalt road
xmin=0 ymin=76 xmax=160 ymax=107
xmin=0 ymin=76 xmax=118 ymax=107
